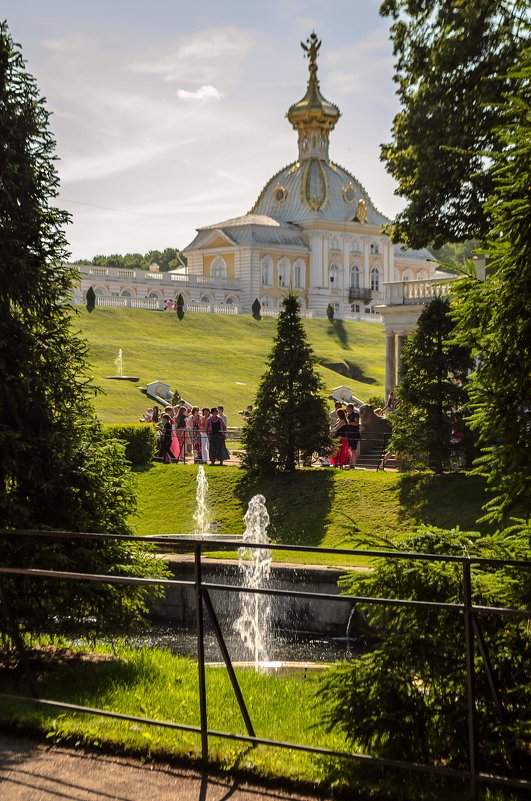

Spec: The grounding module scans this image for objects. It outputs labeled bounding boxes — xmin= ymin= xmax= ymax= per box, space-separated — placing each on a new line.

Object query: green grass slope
xmin=132 ymin=465 xmax=490 ymax=565
xmin=72 ymin=307 xmax=385 ymax=423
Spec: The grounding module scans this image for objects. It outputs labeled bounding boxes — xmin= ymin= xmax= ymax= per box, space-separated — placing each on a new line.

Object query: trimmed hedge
xmin=103 ymin=423 xmax=156 ymax=465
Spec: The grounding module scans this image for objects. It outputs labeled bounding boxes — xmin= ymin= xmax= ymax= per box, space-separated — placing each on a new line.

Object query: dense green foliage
xmin=103 ymin=424 xmax=156 ymax=465
xmin=320 ymin=527 xmax=531 ymax=791
xmin=390 ymin=297 xmax=472 ymax=473
xmin=241 ymin=292 xmax=331 ymax=474
xmin=380 ymin=0 xmax=528 ymax=247
xmin=0 ymin=22 xmax=165 ymax=647
xmin=77 ymin=247 xmax=186 ymax=272
xmin=450 ymin=47 xmax=531 ymax=526
xmin=430 ymin=240 xmax=481 ymax=271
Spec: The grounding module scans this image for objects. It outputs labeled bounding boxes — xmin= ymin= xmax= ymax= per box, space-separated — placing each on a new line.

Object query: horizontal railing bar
xmin=477 ymin=771 xmax=531 ymax=790
xmin=0 ymin=566 xmax=194 ymax=589
xmin=204 ymin=729 xmax=469 ymax=780
xmin=204 ymin=582 xmax=462 ymax=612
xmin=472 ymin=604 xmax=531 ymax=619
xmin=1 ymin=566 xmax=528 ymax=619
xmin=0 ymin=692 xmax=468 ymax=780
xmin=0 ymin=693 xmax=202 ymax=735
xmin=1 ymin=529 xmax=529 ymax=569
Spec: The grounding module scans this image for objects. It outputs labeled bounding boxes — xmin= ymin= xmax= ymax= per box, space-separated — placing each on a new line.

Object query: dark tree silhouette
xmin=241 ymin=291 xmax=330 ymax=474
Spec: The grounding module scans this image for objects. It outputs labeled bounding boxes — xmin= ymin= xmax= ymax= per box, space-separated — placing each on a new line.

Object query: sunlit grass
xmin=0 ymin=642 xmax=347 ymax=785
xmin=131 ymin=464 xmax=490 ymax=567
xmin=72 ymin=306 xmax=385 ymax=424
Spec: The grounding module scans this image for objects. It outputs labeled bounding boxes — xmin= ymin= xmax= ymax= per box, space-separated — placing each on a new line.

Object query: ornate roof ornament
xmin=287 ymin=33 xmax=340 ymax=164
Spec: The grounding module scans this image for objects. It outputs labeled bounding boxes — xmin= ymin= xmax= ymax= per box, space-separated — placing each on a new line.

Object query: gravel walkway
xmin=0 ymin=734 xmax=335 ymax=801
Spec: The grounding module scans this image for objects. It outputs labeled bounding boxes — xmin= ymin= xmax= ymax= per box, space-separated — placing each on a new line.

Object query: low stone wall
xmin=152 ymin=556 xmax=355 ymax=636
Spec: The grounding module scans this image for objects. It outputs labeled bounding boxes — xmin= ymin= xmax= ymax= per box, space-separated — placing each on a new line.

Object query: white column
xmin=385 ymin=333 xmax=396 ymax=399
xmin=309 ymin=235 xmax=322 ymax=287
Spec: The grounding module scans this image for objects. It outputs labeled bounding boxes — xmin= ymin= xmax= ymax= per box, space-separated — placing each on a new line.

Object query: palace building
xmin=76 ymin=34 xmax=435 ymax=318
xmin=182 ymin=32 xmax=435 ymax=318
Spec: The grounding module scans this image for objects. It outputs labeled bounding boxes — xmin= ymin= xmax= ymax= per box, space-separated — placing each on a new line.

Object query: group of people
xmin=141 ymin=402 xmax=230 ymax=465
xmin=323 ymin=401 xmax=362 ymax=468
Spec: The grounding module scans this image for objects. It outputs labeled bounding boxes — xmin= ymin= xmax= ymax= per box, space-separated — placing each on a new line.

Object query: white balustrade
xmin=131 ymin=298 xmax=160 ymax=309
xmin=96 ymin=296 xmax=127 ymax=307
xmin=384 ymin=277 xmax=454 ymax=306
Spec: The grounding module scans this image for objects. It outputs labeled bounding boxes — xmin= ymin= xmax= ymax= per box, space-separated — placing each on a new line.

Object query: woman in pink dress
xmin=330 ymin=409 xmax=350 ymax=467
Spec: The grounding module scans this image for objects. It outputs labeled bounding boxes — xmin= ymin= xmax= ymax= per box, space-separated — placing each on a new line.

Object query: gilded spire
xmin=287 ymin=33 xmax=340 ymax=162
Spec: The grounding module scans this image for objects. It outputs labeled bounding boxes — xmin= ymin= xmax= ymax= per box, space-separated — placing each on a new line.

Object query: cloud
xmin=177 ymin=85 xmax=223 ymax=101
xmin=130 ymin=27 xmax=254 ymax=87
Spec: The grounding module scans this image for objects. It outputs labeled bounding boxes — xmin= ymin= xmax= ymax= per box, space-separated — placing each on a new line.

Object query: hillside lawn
xmin=74 ymin=306 xmax=492 ymax=564
xmin=132 ymin=465 xmax=491 ymax=566
xmin=72 ymin=306 xmax=385 ymax=424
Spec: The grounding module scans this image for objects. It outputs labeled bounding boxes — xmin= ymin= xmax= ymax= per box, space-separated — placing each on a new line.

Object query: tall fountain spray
xmin=233 ymin=494 xmax=272 ymax=667
xmin=114 ymin=349 xmax=123 ymax=378
xmin=193 ymin=465 xmax=212 ymax=536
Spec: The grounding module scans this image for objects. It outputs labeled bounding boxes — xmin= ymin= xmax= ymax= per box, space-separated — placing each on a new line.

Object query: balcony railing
xmin=384 ymin=278 xmax=455 ymax=306
xmin=348 ymin=287 xmax=372 ymax=304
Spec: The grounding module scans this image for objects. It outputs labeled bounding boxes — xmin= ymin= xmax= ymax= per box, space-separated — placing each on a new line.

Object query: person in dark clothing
xmin=160 ymin=413 xmax=173 ymax=464
xmin=208 ymin=407 xmax=227 ymax=465
xmin=345 ymin=403 xmax=361 ymax=468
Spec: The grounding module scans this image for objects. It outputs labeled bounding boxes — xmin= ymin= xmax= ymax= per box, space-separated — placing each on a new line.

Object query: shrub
xmin=104 ymin=424 xmax=156 ymax=465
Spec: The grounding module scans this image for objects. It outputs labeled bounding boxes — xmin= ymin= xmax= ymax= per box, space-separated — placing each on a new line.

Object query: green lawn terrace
xmin=73 ymin=306 xmax=385 ymax=424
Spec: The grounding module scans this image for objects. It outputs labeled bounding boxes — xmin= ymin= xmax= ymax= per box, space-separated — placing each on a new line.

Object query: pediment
xmin=200 ymin=229 xmax=236 ymax=249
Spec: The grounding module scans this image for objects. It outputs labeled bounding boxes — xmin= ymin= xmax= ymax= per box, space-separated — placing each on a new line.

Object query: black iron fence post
xmin=463 ymin=559 xmax=478 ymax=800
xmin=194 ymin=543 xmax=208 ymax=760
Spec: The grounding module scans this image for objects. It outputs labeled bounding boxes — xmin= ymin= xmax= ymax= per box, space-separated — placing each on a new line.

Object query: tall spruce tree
xmin=450 ymin=46 xmax=531 ymax=525
xmin=391 ymin=297 xmax=472 ymax=473
xmin=0 ymin=22 xmax=164 ymax=646
xmin=241 ymin=292 xmax=330 ymax=474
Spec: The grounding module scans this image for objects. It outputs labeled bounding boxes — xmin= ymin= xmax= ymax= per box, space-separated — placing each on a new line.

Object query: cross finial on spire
xmin=301 ymin=31 xmax=321 ymax=73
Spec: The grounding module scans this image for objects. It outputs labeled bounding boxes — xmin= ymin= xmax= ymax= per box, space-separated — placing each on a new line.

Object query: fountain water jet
xmin=193 ymin=465 xmax=212 ymax=536
xmin=114 ymin=348 xmax=123 ymax=377
xmin=233 ymin=494 xmax=273 ymax=668
xmin=106 ymin=348 xmax=138 ymax=381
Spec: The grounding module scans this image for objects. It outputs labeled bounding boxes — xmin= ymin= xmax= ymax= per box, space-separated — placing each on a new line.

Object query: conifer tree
xmin=0 ymin=22 xmax=164 ymax=646
xmin=241 ymin=292 xmax=330 ymax=474
xmin=450 ymin=46 xmax=531 ymax=524
xmin=390 ymin=297 xmax=472 ymax=473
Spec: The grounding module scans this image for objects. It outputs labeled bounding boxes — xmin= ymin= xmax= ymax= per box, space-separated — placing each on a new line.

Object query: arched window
xmin=370 ymin=266 xmax=381 ymax=292
xmin=225 ymin=296 xmax=235 ymax=305
xmin=329 ymin=263 xmax=339 ymax=287
xmin=148 ymin=291 xmax=160 ymax=300
xmin=278 ymin=256 xmax=291 ymax=288
xmin=200 ymin=295 xmax=211 ymax=304
xmin=260 ymin=295 xmax=272 ymax=308
xmin=260 ymin=255 xmax=273 ymax=287
xmin=293 ymin=258 xmax=305 ymax=289
xmin=211 ymin=256 xmax=227 ymax=280
xmin=402 ymin=270 xmax=412 ymax=282
xmin=120 ymin=289 xmax=132 ymax=298
xmin=350 ymin=264 xmax=361 ymax=289
xmin=417 ymin=269 xmax=426 ymax=280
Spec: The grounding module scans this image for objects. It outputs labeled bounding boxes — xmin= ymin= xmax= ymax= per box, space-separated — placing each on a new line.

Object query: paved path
xmin=0 ymin=735 xmax=334 ymax=801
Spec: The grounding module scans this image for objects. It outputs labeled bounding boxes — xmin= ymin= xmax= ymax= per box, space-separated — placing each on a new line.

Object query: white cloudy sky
xmin=3 ymin=0 xmax=404 ymax=261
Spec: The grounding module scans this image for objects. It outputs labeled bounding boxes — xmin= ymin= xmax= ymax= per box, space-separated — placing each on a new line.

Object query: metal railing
xmin=153 ymin=427 xmax=242 ymax=463
xmin=0 ymin=530 xmax=530 ymax=800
